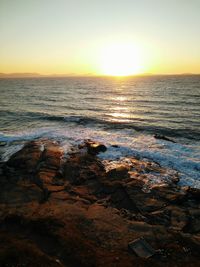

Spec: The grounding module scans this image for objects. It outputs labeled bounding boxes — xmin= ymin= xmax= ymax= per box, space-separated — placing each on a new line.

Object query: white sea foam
xmin=0 ymin=126 xmax=200 ymax=188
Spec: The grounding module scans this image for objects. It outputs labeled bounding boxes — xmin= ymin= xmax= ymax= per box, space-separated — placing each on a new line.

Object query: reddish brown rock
xmin=6 ymin=140 xmax=43 ymax=171
xmin=84 ymin=140 xmax=107 ymax=155
xmin=0 ymin=139 xmax=200 ymax=267
xmin=106 ymin=165 xmax=130 ymax=180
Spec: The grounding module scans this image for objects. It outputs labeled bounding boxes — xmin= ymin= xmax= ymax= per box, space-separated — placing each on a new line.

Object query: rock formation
xmin=0 ymin=139 xmax=199 ymax=267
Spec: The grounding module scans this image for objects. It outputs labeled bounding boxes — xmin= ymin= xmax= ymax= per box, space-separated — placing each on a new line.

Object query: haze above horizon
xmin=0 ymin=0 xmax=200 ymax=76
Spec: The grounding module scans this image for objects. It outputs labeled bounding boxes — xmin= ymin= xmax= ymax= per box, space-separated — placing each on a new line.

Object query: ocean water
xmin=0 ymin=76 xmax=200 ymax=187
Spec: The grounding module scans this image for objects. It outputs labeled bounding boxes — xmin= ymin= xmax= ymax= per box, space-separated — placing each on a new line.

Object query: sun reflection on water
xmin=106 ymin=94 xmax=132 ymax=123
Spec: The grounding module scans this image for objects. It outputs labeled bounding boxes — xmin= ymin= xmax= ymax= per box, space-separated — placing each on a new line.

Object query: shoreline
xmin=1 ymin=130 xmax=200 ymax=189
xmin=0 ymin=138 xmax=199 ymax=266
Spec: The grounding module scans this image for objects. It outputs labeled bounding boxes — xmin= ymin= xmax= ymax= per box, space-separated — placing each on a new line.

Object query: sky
xmin=0 ymin=0 xmax=200 ymax=75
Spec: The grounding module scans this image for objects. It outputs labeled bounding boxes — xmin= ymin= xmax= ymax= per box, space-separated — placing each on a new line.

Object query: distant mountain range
xmin=0 ymin=73 xmax=78 ymax=78
xmin=0 ymin=72 xmax=101 ymax=78
xmin=0 ymin=72 xmax=199 ymax=78
xmin=0 ymin=73 xmax=41 ymax=78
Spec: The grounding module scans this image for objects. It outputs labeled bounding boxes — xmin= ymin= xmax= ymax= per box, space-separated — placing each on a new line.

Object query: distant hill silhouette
xmin=0 ymin=72 xmax=199 ymax=78
xmin=0 ymin=73 xmax=42 ymax=78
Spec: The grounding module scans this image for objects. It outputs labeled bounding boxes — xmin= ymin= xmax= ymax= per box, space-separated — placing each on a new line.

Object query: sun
xmin=100 ymin=43 xmax=143 ymax=76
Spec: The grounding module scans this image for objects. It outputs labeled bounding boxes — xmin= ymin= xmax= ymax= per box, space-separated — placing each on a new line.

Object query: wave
xmin=39 ymin=114 xmax=199 ymax=139
xmin=1 ymin=110 xmax=199 ymax=140
xmin=0 ymin=127 xmax=200 ymax=188
xmin=99 ymin=141 xmax=200 ymax=188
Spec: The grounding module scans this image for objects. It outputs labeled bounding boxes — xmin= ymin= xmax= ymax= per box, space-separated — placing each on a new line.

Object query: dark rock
xmin=111 ymin=144 xmax=119 ymax=148
xmin=188 ymin=187 xmax=200 ymax=200
xmin=0 ymin=141 xmax=7 ymax=146
xmin=106 ymin=165 xmax=130 ymax=180
xmin=128 ymin=237 xmax=156 ymax=258
xmin=6 ymin=140 xmax=43 ymax=171
xmin=185 ymin=209 xmax=200 ymax=233
xmin=154 ymin=134 xmax=176 ymax=143
xmin=169 ymin=206 xmax=189 ymax=231
xmin=152 ymin=185 xmax=188 ymax=204
xmin=85 ymin=140 xmax=107 ymax=155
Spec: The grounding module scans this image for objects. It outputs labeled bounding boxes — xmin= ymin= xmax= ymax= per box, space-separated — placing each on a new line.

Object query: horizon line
xmin=0 ymin=72 xmax=200 ymax=78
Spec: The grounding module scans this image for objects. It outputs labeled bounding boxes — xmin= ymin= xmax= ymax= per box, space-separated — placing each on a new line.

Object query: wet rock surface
xmin=0 ymin=139 xmax=199 ymax=267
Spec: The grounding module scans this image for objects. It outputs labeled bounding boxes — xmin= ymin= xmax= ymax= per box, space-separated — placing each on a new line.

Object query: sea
xmin=0 ymin=75 xmax=200 ymax=187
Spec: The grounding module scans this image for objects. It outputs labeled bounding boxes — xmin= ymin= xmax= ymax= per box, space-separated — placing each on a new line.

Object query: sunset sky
xmin=0 ymin=0 xmax=200 ymax=76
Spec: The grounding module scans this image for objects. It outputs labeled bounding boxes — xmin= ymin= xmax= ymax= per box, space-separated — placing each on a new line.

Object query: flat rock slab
xmin=128 ymin=237 xmax=156 ymax=258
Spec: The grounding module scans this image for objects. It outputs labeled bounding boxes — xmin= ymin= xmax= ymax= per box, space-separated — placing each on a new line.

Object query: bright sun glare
xmin=100 ymin=43 xmax=143 ymax=76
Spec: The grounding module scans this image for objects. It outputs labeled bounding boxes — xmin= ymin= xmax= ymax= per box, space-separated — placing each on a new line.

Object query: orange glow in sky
xmin=0 ymin=0 xmax=200 ymax=76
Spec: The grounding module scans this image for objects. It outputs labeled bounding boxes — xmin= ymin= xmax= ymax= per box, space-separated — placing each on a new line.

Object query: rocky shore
xmin=0 ymin=138 xmax=199 ymax=267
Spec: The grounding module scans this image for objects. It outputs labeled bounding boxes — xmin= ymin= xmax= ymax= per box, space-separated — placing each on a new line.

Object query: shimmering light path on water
xmin=0 ymin=76 xmax=200 ymax=187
